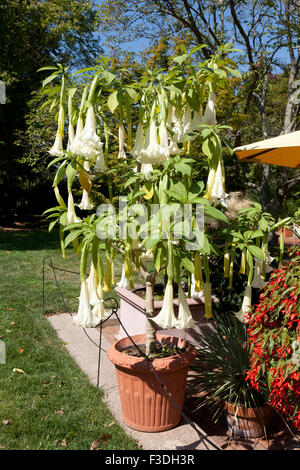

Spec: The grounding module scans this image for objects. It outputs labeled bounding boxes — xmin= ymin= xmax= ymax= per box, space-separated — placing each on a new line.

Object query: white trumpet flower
xmin=92 ymin=299 xmax=106 ymax=320
xmin=174 ymin=285 xmax=195 ymax=329
xmin=191 ymin=274 xmax=204 ymax=298
xmin=182 ymin=106 xmax=192 ymax=135
xmin=117 ymin=263 xmax=131 ymax=289
xmin=191 ymin=92 xmax=217 ymax=131
xmin=131 ymin=122 xmax=144 ymax=158
xmin=251 ymin=258 xmax=266 ymax=289
xmin=171 ymin=108 xmax=185 ymax=143
xmin=71 ymin=107 xmax=103 ymax=160
xmin=209 ymin=160 xmax=226 ymax=205
xmin=67 ymin=192 xmax=81 ymax=224
xmin=141 ymin=163 xmax=153 ymax=178
xmin=235 ymin=281 xmax=252 ymax=323
xmin=138 ymin=120 xmax=169 ymax=164
xmin=87 ymin=263 xmax=100 ymax=306
xmin=201 ymin=91 xmax=216 ymax=125
xmin=49 ymin=133 xmax=64 ymax=157
xmin=73 ymin=279 xmax=98 ymax=328
xmin=67 ymin=122 xmax=75 ymax=152
xmin=79 ymin=189 xmax=93 ymax=210
xmin=49 ymin=106 xmax=65 ymax=156
xmin=153 ymin=281 xmax=178 ymax=329
xmin=118 ymin=124 xmax=126 ymax=159
xmin=168 ymin=138 xmax=182 ymax=155
xmin=94 ymin=150 xmax=106 ymax=171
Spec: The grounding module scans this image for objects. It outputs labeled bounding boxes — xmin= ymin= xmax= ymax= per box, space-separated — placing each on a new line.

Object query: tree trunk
xmin=145 ymin=275 xmax=157 ymax=355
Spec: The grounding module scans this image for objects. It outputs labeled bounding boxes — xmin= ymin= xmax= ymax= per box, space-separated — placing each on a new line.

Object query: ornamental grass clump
xmin=246 ymin=250 xmax=300 ymax=431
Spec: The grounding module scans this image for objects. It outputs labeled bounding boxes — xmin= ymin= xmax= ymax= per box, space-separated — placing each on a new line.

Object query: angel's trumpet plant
xmin=130 ymin=122 xmax=144 ymax=158
xmin=235 ymin=280 xmax=252 ymax=323
xmin=92 ymin=254 xmax=106 ymax=319
xmin=174 ymin=261 xmax=195 ymax=329
xmin=87 ymin=261 xmax=100 ymax=306
xmin=73 ymin=243 xmax=98 ymax=328
xmin=79 ymin=105 xmax=103 ymax=160
xmin=153 ymin=279 xmax=178 ymax=329
xmin=153 ymin=240 xmax=178 ymax=329
xmin=194 ymin=252 xmax=203 ymax=292
xmin=117 ymin=263 xmax=131 ymax=289
xmin=190 ymin=274 xmax=204 ymax=298
xmin=201 ymin=91 xmax=216 ymax=125
xmin=79 ymin=161 xmax=94 ymax=210
xmin=117 ymin=123 xmax=126 ymax=159
xmin=175 ymin=284 xmax=195 ymax=329
xmin=138 ymin=120 xmax=169 ymax=164
xmin=49 ymin=105 xmax=65 ymax=157
xmin=67 ymin=191 xmax=81 ymax=224
xmin=251 ymin=258 xmax=266 ymax=289
xmin=208 ymin=159 xmax=226 ymax=205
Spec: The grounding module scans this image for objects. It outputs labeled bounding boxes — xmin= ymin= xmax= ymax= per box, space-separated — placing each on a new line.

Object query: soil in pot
xmin=121 ymin=341 xmax=186 ymax=359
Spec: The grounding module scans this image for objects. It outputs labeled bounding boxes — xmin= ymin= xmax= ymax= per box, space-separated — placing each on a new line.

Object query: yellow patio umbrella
xmin=233 ymin=130 xmax=300 ymax=168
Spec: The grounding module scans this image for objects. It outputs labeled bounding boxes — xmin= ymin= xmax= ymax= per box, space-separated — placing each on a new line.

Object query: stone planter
xmin=115 ymin=284 xmax=216 ymax=346
xmin=224 ymin=402 xmax=273 ymax=438
xmin=107 ymin=333 xmax=197 ymax=432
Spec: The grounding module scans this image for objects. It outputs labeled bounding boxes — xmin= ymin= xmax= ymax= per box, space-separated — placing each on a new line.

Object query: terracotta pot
xmin=224 ymin=401 xmax=273 ymax=438
xmin=107 ymin=334 xmax=197 ymax=432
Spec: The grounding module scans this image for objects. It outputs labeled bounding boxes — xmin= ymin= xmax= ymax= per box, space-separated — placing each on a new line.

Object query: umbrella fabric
xmin=234 ymin=130 xmax=300 ymax=168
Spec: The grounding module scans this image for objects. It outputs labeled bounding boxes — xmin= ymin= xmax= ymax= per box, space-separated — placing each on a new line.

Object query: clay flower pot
xmin=224 ymin=402 xmax=273 ymax=438
xmin=107 ymin=333 xmax=197 ymax=432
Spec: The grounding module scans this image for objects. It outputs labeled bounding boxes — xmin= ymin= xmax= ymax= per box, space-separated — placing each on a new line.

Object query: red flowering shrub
xmin=246 ymin=251 xmax=300 ymax=430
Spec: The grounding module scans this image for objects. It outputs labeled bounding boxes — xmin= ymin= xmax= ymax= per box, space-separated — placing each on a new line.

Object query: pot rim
xmin=107 ymin=333 xmax=197 ymax=372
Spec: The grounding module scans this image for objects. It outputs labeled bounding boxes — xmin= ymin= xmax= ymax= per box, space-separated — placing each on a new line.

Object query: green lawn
xmin=0 ymin=229 xmax=138 ymax=450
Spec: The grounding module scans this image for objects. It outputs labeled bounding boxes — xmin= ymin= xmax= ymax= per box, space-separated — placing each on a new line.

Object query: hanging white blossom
xmin=67 ymin=192 xmax=81 ymax=224
xmin=71 ymin=107 xmax=103 ymax=160
xmin=73 ymin=279 xmax=98 ymax=328
xmin=67 ymin=122 xmax=75 ymax=152
xmin=49 ymin=133 xmax=64 ymax=157
xmin=191 ymin=274 xmax=204 ymax=298
xmin=49 ymin=106 xmax=65 ymax=157
xmin=174 ymin=285 xmax=195 ymax=329
xmin=118 ymin=124 xmax=126 ymax=159
xmin=117 ymin=263 xmax=131 ymax=289
xmin=79 ymin=161 xmax=94 ymax=210
xmin=87 ymin=263 xmax=100 ymax=306
xmin=251 ymin=258 xmax=266 ymax=289
xmin=138 ymin=120 xmax=169 ymax=164
xmin=152 ymin=281 xmax=178 ymax=329
xmin=130 ymin=122 xmax=144 ymax=158
xmin=235 ymin=281 xmax=252 ymax=323
xmin=209 ymin=160 xmax=226 ymax=205
xmin=201 ymin=91 xmax=216 ymax=125
xmin=94 ymin=150 xmax=106 ymax=171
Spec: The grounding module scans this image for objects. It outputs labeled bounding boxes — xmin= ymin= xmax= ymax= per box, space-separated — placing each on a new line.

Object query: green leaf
xmin=64 ymin=230 xmax=83 ymax=248
xmin=174 ymin=161 xmax=191 ymax=176
xmin=181 ymin=256 xmax=194 ymax=274
xmin=248 ymin=245 xmax=264 ymax=260
xmin=48 ymin=220 xmax=58 ymax=232
xmin=107 ymin=90 xmax=118 ymax=113
xmin=42 ymin=73 xmax=59 ymax=88
xmin=102 ymin=70 xmax=116 ymax=84
xmin=53 ymin=160 xmax=67 ymax=187
xmin=204 ymin=205 xmax=229 ymax=223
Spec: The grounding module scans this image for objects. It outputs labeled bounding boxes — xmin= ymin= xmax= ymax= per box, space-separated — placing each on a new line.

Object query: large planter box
xmin=115 ymin=284 xmax=216 ymax=347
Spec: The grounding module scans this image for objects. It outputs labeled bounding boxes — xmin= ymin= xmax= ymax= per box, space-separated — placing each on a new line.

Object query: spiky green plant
xmin=188 ymin=314 xmax=267 ymax=422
